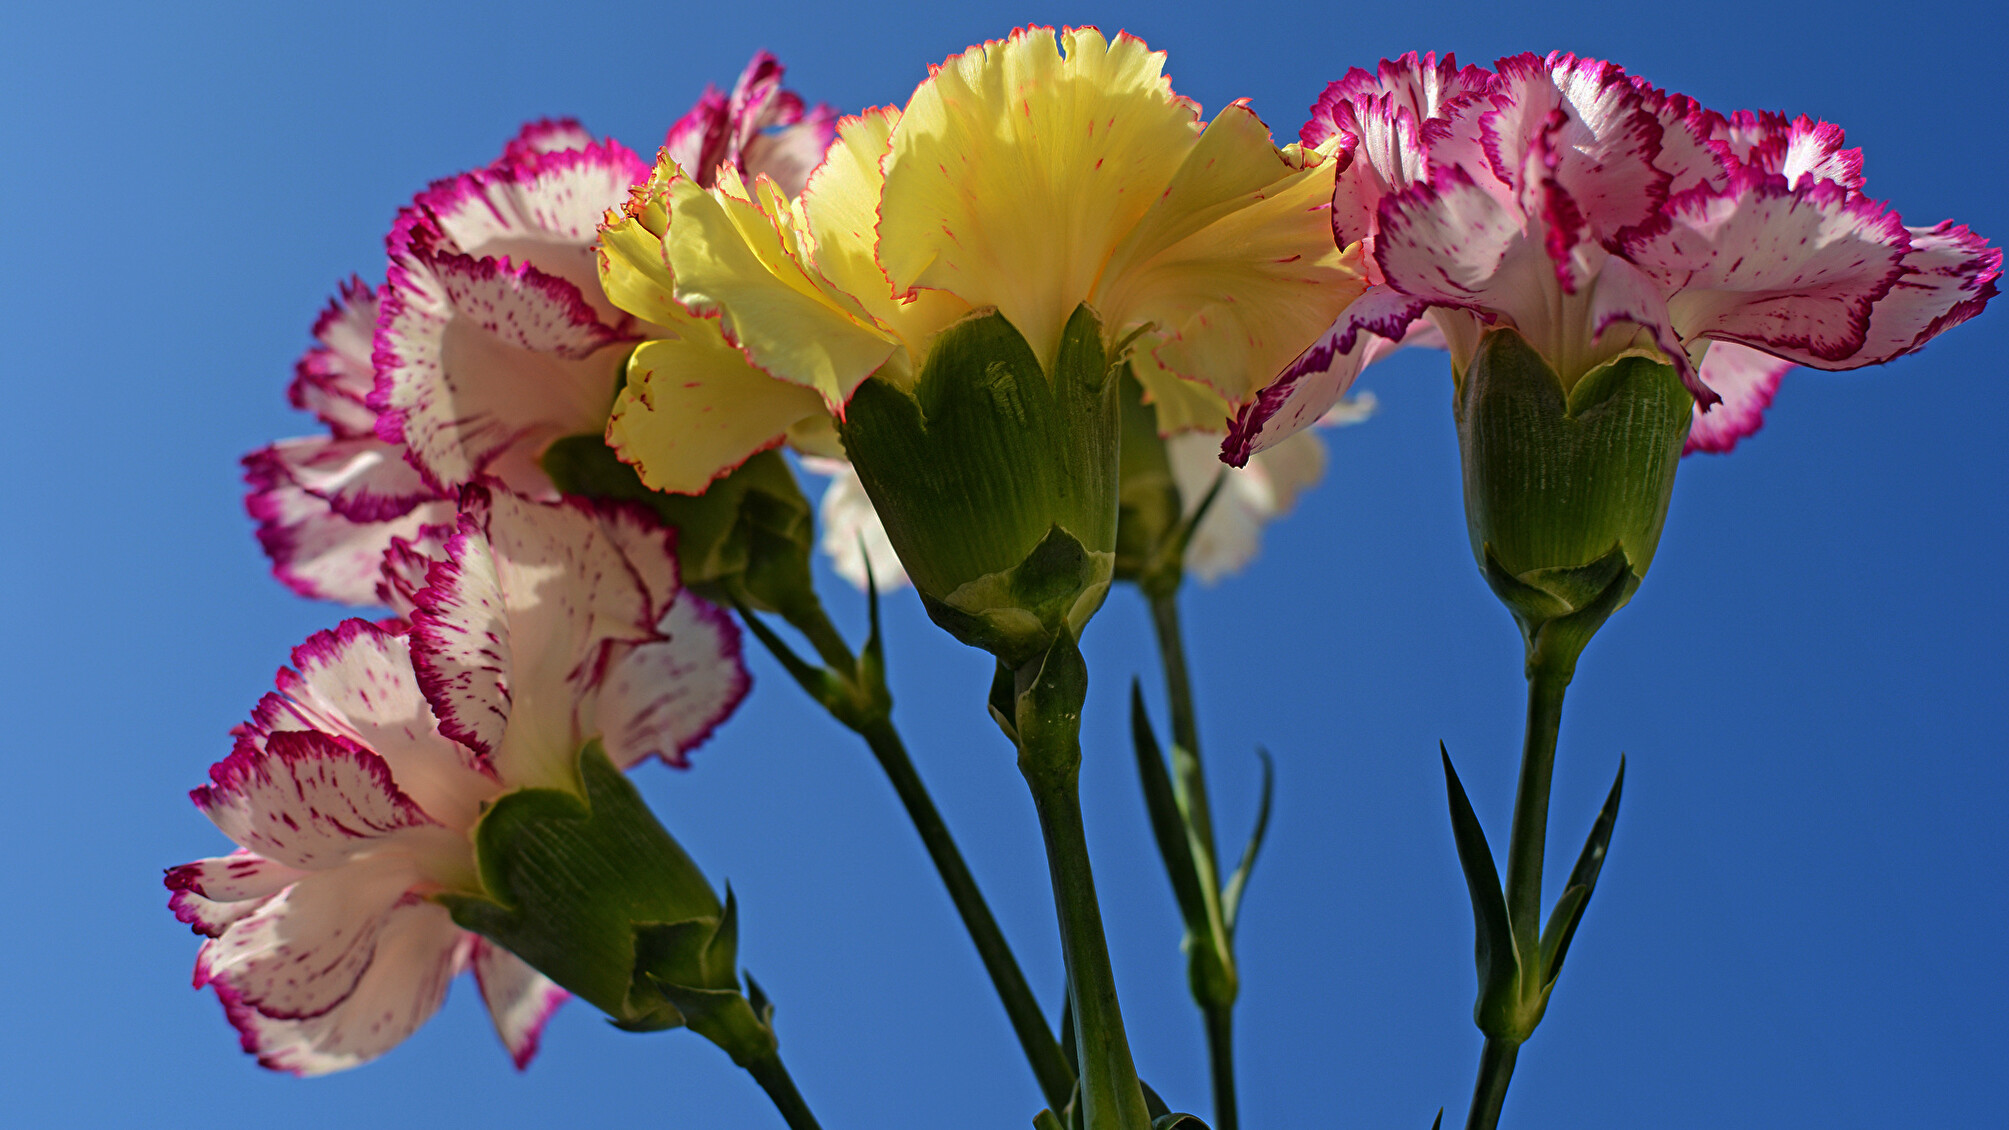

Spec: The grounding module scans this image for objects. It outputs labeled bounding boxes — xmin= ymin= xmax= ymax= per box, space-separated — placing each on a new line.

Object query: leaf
xmin=1440 ymin=744 xmax=1516 ymax=996
xmin=1132 ymin=682 xmax=1210 ymax=930
xmin=1540 ymin=755 xmax=1625 ymax=987
xmin=1221 ymin=747 xmax=1275 ymax=933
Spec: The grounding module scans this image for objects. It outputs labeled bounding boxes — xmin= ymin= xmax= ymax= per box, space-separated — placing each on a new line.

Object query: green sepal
xmin=541 ymin=437 xmax=818 ymax=619
xmin=1439 ymin=744 xmax=1522 ymax=1036
xmin=1481 ymin=541 xmax=1640 ymax=677
xmin=1455 ymin=328 xmax=1691 ymax=655
xmin=1220 ymin=748 xmax=1274 ymax=933
xmin=1114 ymin=369 xmax=1182 ymax=593
xmin=1539 ymin=756 xmax=1625 ymax=989
xmin=840 ymin=304 xmax=1120 ymax=666
xmin=439 ymin=741 xmax=723 ymax=1031
xmin=987 ymin=659 xmax=1020 ymax=745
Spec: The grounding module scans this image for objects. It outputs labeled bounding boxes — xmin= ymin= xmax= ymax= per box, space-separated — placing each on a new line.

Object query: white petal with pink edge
xmin=291 ymin=278 xmax=381 ymax=439
xmin=207 ymin=894 xmax=469 ymax=1076
xmin=243 ymin=445 xmax=454 ymax=606
xmin=596 ymin=595 xmax=750 ymax=769
xmin=166 ymin=853 xmax=308 ymax=937
xmin=192 ymin=729 xmax=460 ymax=871
xmin=1686 ymin=342 xmax=1794 ymax=454
xmin=263 ymin=620 xmax=493 ymax=829
xmin=1224 ymin=288 xmax=1429 ymax=464
xmin=470 ymin=938 xmax=569 ymax=1069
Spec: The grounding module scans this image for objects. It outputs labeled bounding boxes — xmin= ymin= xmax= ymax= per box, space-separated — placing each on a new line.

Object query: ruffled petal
xmin=1716 ymin=109 xmax=1864 ymax=191
xmin=1632 ymin=174 xmax=1911 ymax=368
xmin=193 ymin=855 xmax=419 ymax=1019
xmin=501 ymin=118 xmax=596 ymax=163
xmin=1854 ymin=221 xmax=2003 ymax=363
xmin=596 ymin=595 xmax=750 ymax=769
xmin=1224 ymin=287 xmax=1430 ymax=464
xmin=204 ymin=893 xmax=468 ymax=1076
xmin=408 ymin=513 xmax=513 ymax=757
xmin=192 ymin=730 xmax=448 ymax=871
xmin=242 ymin=447 xmax=454 ymax=605
xmin=877 ymin=26 xmax=1202 ymax=370
xmin=166 ymin=853 xmax=307 ymax=937
xmin=662 ymin=167 xmax=896 ymax=406
xmin=290 ymin=278 xmax=381 ymax=439
xmin=802 ymin=456 xmax=910 ymax=592
xmin=261 ymin=620 xmax=493 ymax=829
xmin=413 ymin=487 xmax=672 ymax=787
xmin=604 ymin=330 xmax=829 ymax=496
xmin=1685 ymin=341 xmax=1793 ymax=455
xmin=1100 ymin=102 xmax=1365 ymax=404
xmin=255 ymin=435 xmax=436 ymax=524
xmin=470 ymin=938 xmax=568 ymax=1070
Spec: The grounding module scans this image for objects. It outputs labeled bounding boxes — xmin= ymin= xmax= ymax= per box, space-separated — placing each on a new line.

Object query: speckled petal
xmin=596 ymin=594 xmax=750 ymax=769
xmin=1686 ymin=342 xmax=1793 ymax=455
xmin=605 ymin=333 xmax=828 ymax=496
xmin=470 ymin=939 xmax=568 ymax=1070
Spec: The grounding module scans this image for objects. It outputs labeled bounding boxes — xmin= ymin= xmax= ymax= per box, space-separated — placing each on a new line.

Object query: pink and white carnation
xmin=246 ymin=54 xmax=835 ymax=605
xmin=169 ymin=486 xmax=749 ymax=1074
xmin=1227 ymin=51 xmax=1999 ymax=463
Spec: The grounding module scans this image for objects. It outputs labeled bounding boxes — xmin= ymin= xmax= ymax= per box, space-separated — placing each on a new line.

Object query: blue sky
xmin=3 ymin=1 xmax=2003 ymax=1126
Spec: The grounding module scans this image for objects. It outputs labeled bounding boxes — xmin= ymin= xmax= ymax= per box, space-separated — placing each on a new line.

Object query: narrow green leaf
xmin=1132 ymin=681 xmax=1211 ymax=930
xmin=1540 ymin=755 xmax=1625 ymax=987
xmin=1152 ymin=1114 xmax=1210 ymax=1130
xmin=1221 ymin=748 xmax=1275 ymax=933
xmin=1034 ymin=1110 xmax=1068 ymax=1130
xmin=1440 ymin=744 xmax=1515 ymax=994
xmin=1431 ymin=1109 xmax=1444 ymax=1130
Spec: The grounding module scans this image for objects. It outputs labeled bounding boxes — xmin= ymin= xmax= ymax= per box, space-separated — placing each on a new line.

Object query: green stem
xmin=859 ymin=715 xmax=1076 ymax=1112
xmin=1023 ymin=763 xmax=1154 ymax=1130
xmin=758 ymin=599 xmax=1074 ymax=1111
xmin=1465 ymin=648 xmax=1573 ymax=1130
xmin=1502 ymin=658 xmax=1570 ymax=972
xmin=746 ymin=1048 xmax=824 ymax=1130
xmin=1204 ymin=1003 xmax=1238 ymax=1130
xmin=1463 ymin=1037 xmax=1519 ymax=1130
xmin=1149 ymin=591 xmax=1240 ymax=1130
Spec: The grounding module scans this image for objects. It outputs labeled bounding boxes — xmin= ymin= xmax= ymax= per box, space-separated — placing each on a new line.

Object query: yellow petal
xmin=1102 ymin=103 xmax=1367 ymax=403
xmin=1129 ymin=349 xmax=1236 ymax=434
xmin=799 ymin=107 xmax=972 ymax=377
xmin=607 ymin=336 xmax=826 ymax=495
xmin=877 ymin=27 xmax=1202 ymax=371
xmin=663 ymin=168 xmax=897 ymax=407
xmin=596 ymin=162 xmax=685 ymax=327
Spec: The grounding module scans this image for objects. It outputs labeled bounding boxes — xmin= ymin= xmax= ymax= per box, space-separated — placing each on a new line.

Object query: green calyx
xmin=440 ymin=742 xmax=777 ymax=1065
xmin=839 ymin=303 xmax=1121 ymax=668
xmin=542 ymin=438 xmax=819 ymax=620
xmin=1454 ymin=328 xmax=1693 ymax=666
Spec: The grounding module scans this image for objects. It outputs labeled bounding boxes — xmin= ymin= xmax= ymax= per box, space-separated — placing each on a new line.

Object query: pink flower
xmin=170 ymin=488 xmax=749 ymax=1074
xmin=1227 ymin=52 xmax=1998 ymax=463
xmin=245 ymin=55 xmax=834 ymax=603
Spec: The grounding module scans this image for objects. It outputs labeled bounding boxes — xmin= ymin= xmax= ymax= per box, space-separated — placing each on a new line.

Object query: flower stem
xmin=750 ymin=598 xmax=1074 ymax=1111
xmin=1463 ymin=648 xmax=1573 ymax=1130
xmin=1204 ymin=1003 xmax=1238 ymax=1130
xmin=1463 ymin=1037 xmax=1519 ymax=1130
xmin=1148 ymin=592 xmax=1239 ymax=1130
xmin=858 ymin=714 xmax=1077 ymax=1111
xmin=1022 ymin=759 xmax=1153 ymax=1130
xmin=745 ymin=1047 xmax=824 ymax=1130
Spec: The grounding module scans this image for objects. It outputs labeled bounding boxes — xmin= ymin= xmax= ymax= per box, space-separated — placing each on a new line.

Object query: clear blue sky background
xmin=4 ymin=1 xmax=2003 ymax=1127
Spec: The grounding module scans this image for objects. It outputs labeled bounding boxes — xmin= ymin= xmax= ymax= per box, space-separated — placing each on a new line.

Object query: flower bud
xmin=839 ymin=303 xmax=1120 ymax=668
xmin=1455 ymin=328 xmax=1692 ymax=662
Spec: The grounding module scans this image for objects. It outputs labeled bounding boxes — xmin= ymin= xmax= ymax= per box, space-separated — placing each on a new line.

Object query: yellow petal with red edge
xmin=597 ymin=163 xmax=684 ymax=326
xmin=1129 ymin=349 xmax=1236 ymax=434
xmin=662 ymin=167 xmax=896 ymax=407
xmin=1102 ymin=104 xmax=1366 ymax=404
xmin=607 ymin=336 xmax=826 ymax=495
xmin=877 ymin=27 xmax=1202 ymax=372
xmin=799 ymin=107 xmax=972 ymax=377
